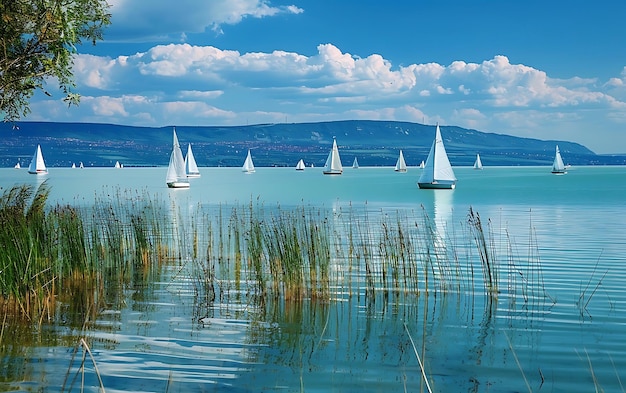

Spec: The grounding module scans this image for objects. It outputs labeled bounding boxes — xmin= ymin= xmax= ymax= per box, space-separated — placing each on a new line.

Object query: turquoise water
xmin=1 ymin=165 xmax=626 ymax=392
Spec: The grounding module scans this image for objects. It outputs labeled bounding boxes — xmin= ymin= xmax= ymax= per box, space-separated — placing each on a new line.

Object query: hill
xmin=1 ymin=120 xmax=624 ymax=168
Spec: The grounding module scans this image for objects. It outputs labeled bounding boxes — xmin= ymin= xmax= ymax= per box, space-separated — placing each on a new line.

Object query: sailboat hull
xmin=417 ymin=181 xmax=456 ymax=190
xmin=167 ymin=181 xmax=190 ymax=188
xmin=186 ymin=173 xmax=201 ymax=178
xmin=323 ymin=170 xmax=342 ymax=175
xmin=28 ymin=169 xmax=48 ymax=175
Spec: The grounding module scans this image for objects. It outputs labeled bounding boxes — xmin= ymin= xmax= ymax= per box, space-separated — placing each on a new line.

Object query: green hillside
xmin=1 ymin=120 xmax=623 ymax=168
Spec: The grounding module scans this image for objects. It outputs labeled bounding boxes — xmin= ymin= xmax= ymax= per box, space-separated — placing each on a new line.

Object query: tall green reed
xmin=1 ymin=182 xmax=552 ymax=325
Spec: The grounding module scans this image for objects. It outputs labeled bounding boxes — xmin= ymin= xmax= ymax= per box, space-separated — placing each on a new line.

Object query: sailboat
xmin=295 ymin=159 xmax=305 ymax=171
xmin=352 ymin=157 xmax=359 ymax=169
xmin=185 ymin=143 xmax=201 ymax=177
xmin=79 ymin=162 xmax=84 ymax=169
xmin=242 ymin=149 xmax=255 ymax=173
xmin=419 ymin=160 xmax=425 ymax=169
xmin=473 ymin=153 xmax=483 ymax=170
xmin=14 ymin=162 xmax=20 ymax=169
xmin=394 ymin=150 xmax=407 ymax=172
xmin=323 ymin=138 xmax=343 ymax=175
xmin=551 ymin=145 xmax=566 ymax=174
xmin=71 ymin=163 xmax=76 ymax=169
xmin=27 ymin=145 xmax=47 ymax=174
xmin=417 ymin=124 xmax=456 ymax=189
xmin=165 ymin=128 xmax=190 ymax=188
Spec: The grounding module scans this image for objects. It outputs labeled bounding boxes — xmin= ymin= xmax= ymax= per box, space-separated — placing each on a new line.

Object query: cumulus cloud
xmin=76 ymin=43 xmax=622 ymax=112
xmin=107 ymin=0 xmax=303 ymax=39
xmin=603 ymin=66 xmax=626 ymax=102
xmin=32 ymin=42 xmax=625 ymax=152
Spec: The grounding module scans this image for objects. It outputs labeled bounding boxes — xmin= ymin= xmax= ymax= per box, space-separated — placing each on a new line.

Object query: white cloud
xmin=108 ymin=0 xmax=303 ymax=39
xmin=32 ymin=43 xmax=626 ymax=153
xmin=178 ymin=90 xmax=224 ymax=99
xmin=71 ymin=44 xmax=626 ymax=117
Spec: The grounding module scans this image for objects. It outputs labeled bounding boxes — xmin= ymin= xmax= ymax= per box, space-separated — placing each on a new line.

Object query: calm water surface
xmin=1 ymin=165 xmax=626 ymax=392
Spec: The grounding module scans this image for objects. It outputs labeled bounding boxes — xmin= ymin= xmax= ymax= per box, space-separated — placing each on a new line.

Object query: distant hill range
xmin=1 ymin=120 xmax=625 ymax=168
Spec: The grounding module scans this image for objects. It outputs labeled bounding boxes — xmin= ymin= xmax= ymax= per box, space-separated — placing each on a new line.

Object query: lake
xmin=1 ymin=165 xmax=625 ymax=392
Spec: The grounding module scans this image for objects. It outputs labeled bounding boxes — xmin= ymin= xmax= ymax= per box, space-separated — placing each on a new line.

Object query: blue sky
xmin=25 ymin=0 xmax=626 ymax=154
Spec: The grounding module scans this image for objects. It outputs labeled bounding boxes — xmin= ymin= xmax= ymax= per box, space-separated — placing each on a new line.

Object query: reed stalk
xmin=61 ymin=338 xmax=106 ymax=393
xmin=504 ymin=332 xmax=531 ymax=393
xmin=467 ymin=207 xmax=498 ymax=296
xmin=403 ymin=322 xmax=433 ymax=393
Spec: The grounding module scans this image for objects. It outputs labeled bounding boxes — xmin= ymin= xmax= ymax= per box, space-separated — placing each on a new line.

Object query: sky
xmin=23 ymin=0 xmax=626 ymax=154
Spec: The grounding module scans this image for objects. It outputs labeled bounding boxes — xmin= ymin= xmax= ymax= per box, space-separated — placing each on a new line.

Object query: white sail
xmin=242 ymin=149 xmax=255 ymax=173
xmin=394 ymin=150 xmax=407 ymax=172
xmin=115 ymin=161 xmax=121 ymax=168
xmin=166 ymin=128 xmax=190 ymax=188
xmin=552 ymin=145 xmax=566 ymax=174
xmin=71 ymin=163 xmax=76 ymax=168
xmin=419 ymin=160 xmax=425 ymax=169
xmin=296 ymin=159 xmax=305 ymax=170
xmin=185 ymin=143 xmax=201 ymax=177
xmin=418 ymin=124 xmax=456 ymax=189
xmin=323 ymin=138 xmax=343 ymax=175
xmin=352 ymin=157 xmax=359 ymax=169
xmin=473 ymin=153 xmax=483 ymax=170
xmin=27 ymin=145 xmax=47 ymax=174
xmin=14 ymin=162 xmax=20 ymax=169
xmin=79 ymin=162 xmax=84 ymax=169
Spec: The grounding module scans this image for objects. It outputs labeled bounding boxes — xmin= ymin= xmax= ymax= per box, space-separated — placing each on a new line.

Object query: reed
xmin=403 ymin=322 xmax=433 ymax=393
xmin=467 ymin=207 xmax=499 ymax=296
xmin=246 ymin=202 xmax=267 ymax=299
xmin=577 ymin=253 xmax=608 ymax=317
xmin=61 ymin=338 xmax=106 ymax=393
xmin=2 ymin=181 xmax=557 ymax=331
xmin=189 ymin=207 xmax=216 ymax=305
xmin=504 ymin=332 xmax=532 ymax=393
xmin=0 ymin=183 xmax=62 ymax=317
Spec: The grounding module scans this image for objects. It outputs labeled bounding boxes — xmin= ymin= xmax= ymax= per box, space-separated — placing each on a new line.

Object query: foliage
xmin=0 ymin=0 xmax=111 ymax=121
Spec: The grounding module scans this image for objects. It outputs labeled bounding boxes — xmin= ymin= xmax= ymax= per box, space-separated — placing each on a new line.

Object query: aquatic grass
xmin=403 ymin=322 xmax=433 ymax=393
xmin=188 ymin=206 xmax=216 ymax=306
xmin=246 ymin=202 xmax=267 ymax=299
xmin=379 ymin=211 xmax=419 ymax=295
xmin=504 ymin=331 xmax=532 ymax=393
xmin=0 ymin=183 xmax=59 ymax=317
xmin=0 ymin=184 xmax=175 ymax=320
xmin=61 ymin=338 xmax=106 ymax=393
xmin=356 ymin=207 xmax=376 ymax=296
xmin=1 ymin=182 xmax=558 ymax=332
xmin=577 ymin=253 xmax=608 ymax=318
xmin=467 ymin=207 xmax=499 ymax=296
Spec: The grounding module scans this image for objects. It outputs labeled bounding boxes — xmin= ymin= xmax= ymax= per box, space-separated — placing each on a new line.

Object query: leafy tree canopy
xmin=0 ymin=0 xmax=111 ymax=121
